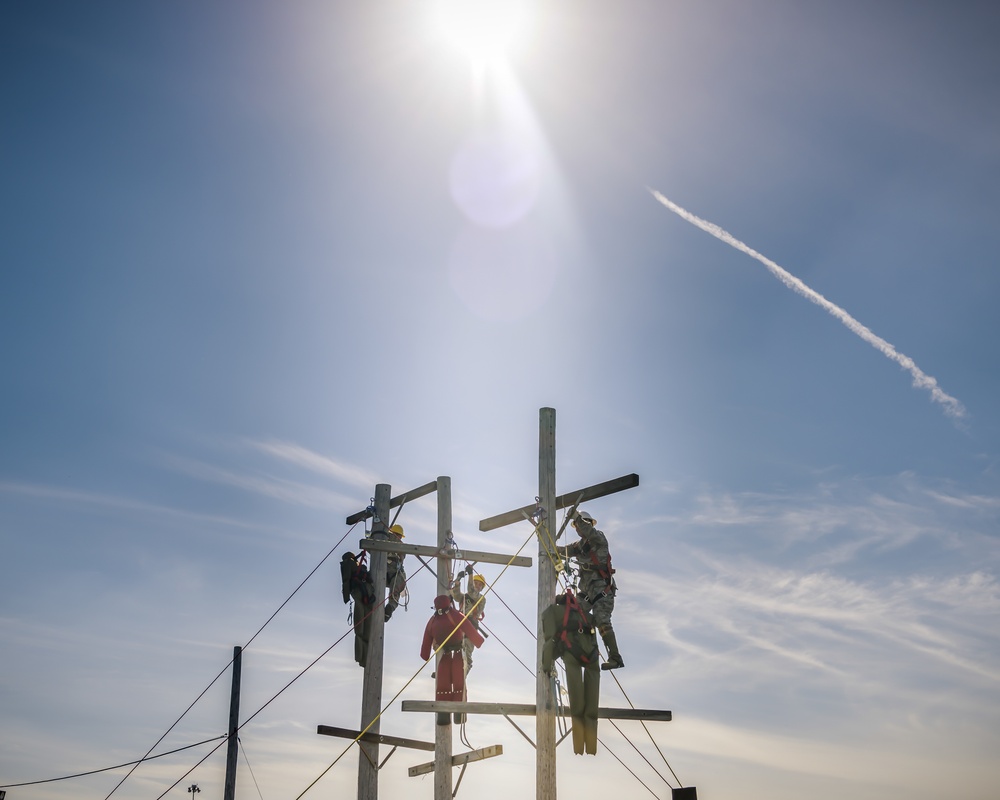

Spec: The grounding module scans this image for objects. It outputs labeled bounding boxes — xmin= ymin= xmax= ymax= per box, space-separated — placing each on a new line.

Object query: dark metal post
xmin=224 ymin=646 xmax=242 ymax=800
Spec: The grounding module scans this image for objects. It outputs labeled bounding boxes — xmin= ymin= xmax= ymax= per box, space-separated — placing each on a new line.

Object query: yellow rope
xmin=294 ymin=525 xmax=537 ymax=799
xmin=521 ymin=509 xmax=565 ymax=577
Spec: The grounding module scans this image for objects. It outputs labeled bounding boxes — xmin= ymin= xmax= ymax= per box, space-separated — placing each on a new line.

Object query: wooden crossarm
xmin=478 ymin=474 xmax=640 ymax=531
xmin=401 ymin=700 xmax=671 ymax=722
xmin=316 ymin=725 xmax=435 ymax=752
xmin=408 ymin=745 xmax=504 ymax=777
xmin=359 ymin=539 xmax=532 ymax=568
xmin=346 ymin=480 xmax=439 ymax=525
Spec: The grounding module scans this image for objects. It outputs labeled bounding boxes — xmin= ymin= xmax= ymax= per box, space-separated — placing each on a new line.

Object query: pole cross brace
xmin=407 ymin=744 xmax=503 ymax=777
xmin=360 ymin=539 xmax=532 ymax=568
xmin=317 ymin=725 xmax=436 ymax=752
xmin=346 ymin=480 xmax=440 ymax=525
xmin=401 ymin=701 xmax=672 ymax=721
xmin=479 ymin=474 xmax=639 ymax=532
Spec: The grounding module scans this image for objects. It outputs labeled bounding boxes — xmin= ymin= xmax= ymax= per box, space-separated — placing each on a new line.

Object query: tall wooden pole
xmin=358 ymin=483 xmax=391 ymax=800
xmin=223 ymin=645 xmax=241 ymax=800
xmin=434 ymin=476 xmax=454 ymax=800
xmin=537 ymin=408 xmax=557 ymax=800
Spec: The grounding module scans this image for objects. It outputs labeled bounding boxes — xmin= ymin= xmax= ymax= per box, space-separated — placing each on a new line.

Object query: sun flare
xmin=432 ymin=0 xmax=531 ymax=64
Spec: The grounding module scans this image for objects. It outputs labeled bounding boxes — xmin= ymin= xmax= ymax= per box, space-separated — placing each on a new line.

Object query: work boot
xmin=601 ymin=653 xmax=625 ymax=670
xmin=384 ymin=605 xmax=394 ymax=622
xmin=600 ymin=630 xmax=624 ymax=670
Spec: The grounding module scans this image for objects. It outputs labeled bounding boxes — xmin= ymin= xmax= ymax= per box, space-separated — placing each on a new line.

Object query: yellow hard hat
xmin=389 ymin=524 xmax=404 ymax=538
xmin=472 ymin=574 xmax=486 ymax=585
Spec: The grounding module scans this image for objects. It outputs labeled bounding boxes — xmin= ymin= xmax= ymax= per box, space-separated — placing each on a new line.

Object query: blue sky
xmin=2 ymin=1 xmax=999 ymax=798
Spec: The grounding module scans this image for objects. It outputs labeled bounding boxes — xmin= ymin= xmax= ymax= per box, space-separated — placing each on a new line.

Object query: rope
xmin=597 ymin=737 xmax=662 ymax=799
xmin=238 ymin=737 xmax=267 ymax=800
xmin=606 ymin=719 xmax=676 ymax=789
xmin=293 ymin=525 xmax=537 ymax=799
xmin=103 ymin=522 xmax=360 ymax=799
xmin=153 ymin=739 xmax=230 ymax=800
xmin=500 ymin=515 xmax=685 ymax=792
xmin=479 ymin=620 xmax=534 ymax=674
xmin=0 ymin=736 xmax=226 ymax=788
xmin=483 ymin=585 xmax=535 ymax=638
xmin=152 ymin=556 xmax=430 ymax=800
xmin=522 ymin=509 xmax=565 ymax=577
xmin=606 ymin=669 xmax=683 ymax=787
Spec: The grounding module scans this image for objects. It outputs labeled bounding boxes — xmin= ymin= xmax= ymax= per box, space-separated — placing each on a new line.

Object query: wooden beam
xmin=346 ymin=480 xmax=439 ymax=525
xmin=434 ymin=477 xmax=453 ymax=800
xmin=478 ymin=473 xmax=640 ymax=531
xmin=537 ymin=408 xmax=557 ymax=800
xmin=408 ymin=745 xmax=503 ymax=777
xmin=359 ymin=539 xmax=532 ymax=568
xmin=317 ymin=725 xmax=435 ymax=752
xmin=401 ymin=701 xmax=672 ymax=722
xmin=358 ymin=484 xmax=391 ymax=800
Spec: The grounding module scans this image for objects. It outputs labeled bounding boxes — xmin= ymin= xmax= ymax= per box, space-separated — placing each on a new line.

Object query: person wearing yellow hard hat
xmin=451 ymin=565 xmax=488 ymax=673
xmin=384 ymin=524 xmax=407 ymax=622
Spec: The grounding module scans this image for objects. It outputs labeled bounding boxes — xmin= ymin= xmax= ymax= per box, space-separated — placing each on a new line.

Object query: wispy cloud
xmin=628 ymin=474 xmax=1000 ymax=567
xmin=649 ymin=189 xmax=967 ymax=422
xmin=630 ymin=558 xmax=1000 ymax=689
xmin=0 ymin=480 xmax=261 ymax=529
xmin=663 ymin=715 xmax=998 ymax=794
xmin=242 ymin=439 xmax=379 ymax=491
xmin=161 ymin=454 xmax=354 ymax=510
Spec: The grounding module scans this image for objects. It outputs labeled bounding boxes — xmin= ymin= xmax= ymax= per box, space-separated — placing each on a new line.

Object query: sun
xmin=431 ymin=0 xmax=532 ymax=64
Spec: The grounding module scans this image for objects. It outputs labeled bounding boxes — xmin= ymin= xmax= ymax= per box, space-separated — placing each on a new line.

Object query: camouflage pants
xmin=386 ymin=560 xmax=406 ymax=613
xmin=578 ymin=575 xmax=615 ymax=633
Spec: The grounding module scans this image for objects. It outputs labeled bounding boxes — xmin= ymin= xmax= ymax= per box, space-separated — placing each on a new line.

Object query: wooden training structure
xmin=318 ymin=408 xmax=675 ymax=800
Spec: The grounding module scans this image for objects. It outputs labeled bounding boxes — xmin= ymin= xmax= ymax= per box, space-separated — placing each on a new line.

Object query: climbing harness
xmin=340 ymin=551 xmax=375 ymax=607
xmin=556 ymin=591 xmax=599 ymax=666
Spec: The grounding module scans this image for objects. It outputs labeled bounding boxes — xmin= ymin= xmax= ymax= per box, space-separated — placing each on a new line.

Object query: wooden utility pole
xmin=358 ymin=483 xmax=391 ymax=800
xmin=324 ymin=478 xmax=526 ymax=799
xmin=223 ymin=645 xmax=241 ymax=800
xmin=474 ymin=407 xmax=643 ymax=800
xmin=434 ymin=476 xmax=454 ymax=800
xmin=536 ymin=408 xmax=557 ymax=798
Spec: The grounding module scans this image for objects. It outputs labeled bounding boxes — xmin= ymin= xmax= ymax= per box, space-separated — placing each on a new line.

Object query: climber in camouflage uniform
xmin=563 ymin=510 xmax=624 ymax=670
xmin=384 ymin=523 xmax=407 ymax=622
xmin=451 ymin=566 xmax=487 ymax=674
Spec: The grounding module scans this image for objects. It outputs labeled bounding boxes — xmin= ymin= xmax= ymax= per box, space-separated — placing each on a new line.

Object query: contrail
xmin=649 ymin=188 xmax=967 ymax=421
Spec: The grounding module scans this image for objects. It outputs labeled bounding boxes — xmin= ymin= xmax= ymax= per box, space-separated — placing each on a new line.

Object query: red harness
xmin=559 ymin=591 xmax=596 ymax=665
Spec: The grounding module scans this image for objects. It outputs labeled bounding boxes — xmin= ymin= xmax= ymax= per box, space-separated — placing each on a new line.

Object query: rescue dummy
xmin=541 ymin=591 xmax=601 ymax=755
xmin=450 ymin=566 xmax=487 ymax=674
xmin=420 ymin=594 xmax=485 ymax=724
xmin=340 ymin=551 xmax=375 ymax=667
xmin=563 ymin=510 xmax=624 ymax=670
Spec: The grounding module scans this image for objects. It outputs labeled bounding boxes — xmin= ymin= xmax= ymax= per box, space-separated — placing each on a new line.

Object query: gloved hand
xmin=465 ymin=564 xmax=475 ymax=576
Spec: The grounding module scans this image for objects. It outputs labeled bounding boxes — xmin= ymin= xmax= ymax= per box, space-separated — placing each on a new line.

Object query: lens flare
xmin=432 ymin=0 xmax=531 ymax=63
